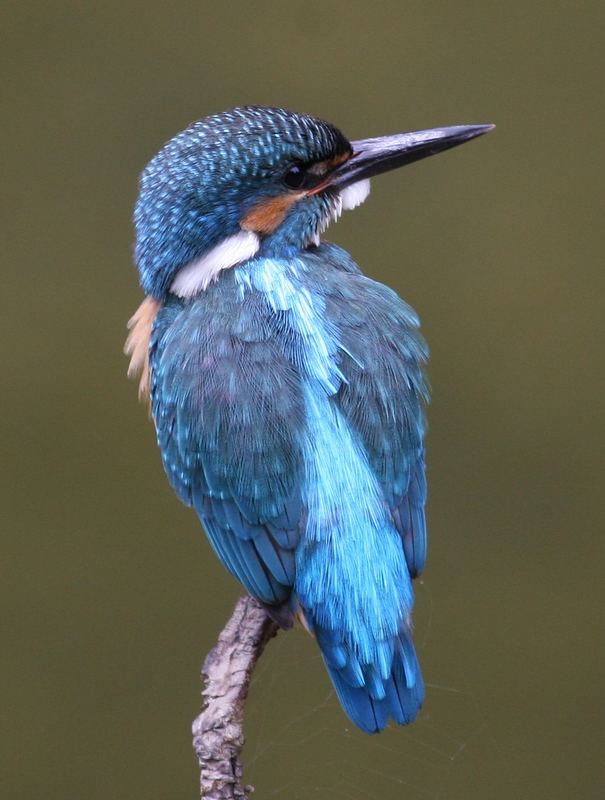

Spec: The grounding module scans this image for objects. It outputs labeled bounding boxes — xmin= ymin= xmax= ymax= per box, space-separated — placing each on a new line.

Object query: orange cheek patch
xmin=241 ymin=151 xmax=352 ymax=233
xmin=241 ymin=193 xmax=303 ymax=234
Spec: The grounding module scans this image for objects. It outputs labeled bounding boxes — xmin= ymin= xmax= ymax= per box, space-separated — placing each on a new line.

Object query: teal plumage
xmin=129 ymin=106 xmax=492 ymax=732
xmin=150 ymin=243 xmax=428 ymax=732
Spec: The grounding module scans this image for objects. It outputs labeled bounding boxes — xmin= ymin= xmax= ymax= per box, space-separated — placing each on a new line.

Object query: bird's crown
xmin=135 ymin=106 xmax=355 ymax=298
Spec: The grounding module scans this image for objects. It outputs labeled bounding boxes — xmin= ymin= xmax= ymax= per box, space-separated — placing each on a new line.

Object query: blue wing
xmin=147 ymin=246 xmax=429 ymax=733
xmin=149 ymin=281 xmax=304 ymax=608
xmin=149 ymin=248 xmax=427 ymax=597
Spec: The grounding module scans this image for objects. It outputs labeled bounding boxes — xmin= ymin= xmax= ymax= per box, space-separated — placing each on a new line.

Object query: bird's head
xmin=134 ymin=106 xmax=492 ymax=299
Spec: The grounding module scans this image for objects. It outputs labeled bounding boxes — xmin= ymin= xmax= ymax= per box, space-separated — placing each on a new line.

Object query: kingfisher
xmin=125 ymin=106 xmax=492 ymax=734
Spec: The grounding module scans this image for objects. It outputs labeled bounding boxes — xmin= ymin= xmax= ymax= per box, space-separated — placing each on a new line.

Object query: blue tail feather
xmin=322 ymin=627 xmax=424 ymax=733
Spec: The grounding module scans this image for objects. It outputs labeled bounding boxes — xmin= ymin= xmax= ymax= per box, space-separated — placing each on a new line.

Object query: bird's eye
xmin=283 ymin=164 xmax=306 ymax=190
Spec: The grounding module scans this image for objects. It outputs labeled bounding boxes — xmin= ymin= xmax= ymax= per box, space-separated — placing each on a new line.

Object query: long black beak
xmin=327 ymin=124 xmax=494 ymax=190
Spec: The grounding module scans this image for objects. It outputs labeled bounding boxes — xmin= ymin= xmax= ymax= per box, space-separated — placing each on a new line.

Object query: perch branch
xmin=192 ymin=595 xmax=279 ymax=799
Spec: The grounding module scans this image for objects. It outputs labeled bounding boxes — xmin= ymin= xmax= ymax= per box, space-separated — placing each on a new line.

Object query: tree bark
xmin=192 ymin=596 xmax=279 ymax=799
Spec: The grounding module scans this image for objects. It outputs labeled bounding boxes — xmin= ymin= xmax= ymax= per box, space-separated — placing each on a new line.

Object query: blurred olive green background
xmin=3 ymin=1 xmax=604 ymax=798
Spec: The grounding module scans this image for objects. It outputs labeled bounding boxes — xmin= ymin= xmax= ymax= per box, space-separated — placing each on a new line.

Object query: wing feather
xmin=150 ymin=282 xmax=304 ymax=607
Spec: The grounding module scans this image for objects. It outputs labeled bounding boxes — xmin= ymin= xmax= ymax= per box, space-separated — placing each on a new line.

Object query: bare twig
xmin=192 ymin=596 xmax=279 ymax=799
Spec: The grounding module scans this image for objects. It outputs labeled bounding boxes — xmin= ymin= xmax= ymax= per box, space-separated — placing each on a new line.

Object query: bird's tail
xmin=316 ymin=623 xmax=424 ymax=734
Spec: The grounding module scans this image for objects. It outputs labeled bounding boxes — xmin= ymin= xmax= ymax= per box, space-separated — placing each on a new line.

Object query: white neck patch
xmin=170 ymin=230 xmax=260 ymax=298
xmin=340 ymin=178 xmax=371 ymax=211
xmin=170 ymin=181 xmax=371 ymax=295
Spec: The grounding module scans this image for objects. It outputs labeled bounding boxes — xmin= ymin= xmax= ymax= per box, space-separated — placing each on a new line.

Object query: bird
xmin=125 ymin=106 xmax=492 ymax=734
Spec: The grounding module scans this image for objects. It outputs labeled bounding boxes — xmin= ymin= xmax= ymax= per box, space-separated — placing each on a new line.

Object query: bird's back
xmin=150 ymin=243 xmax=429 ymax=732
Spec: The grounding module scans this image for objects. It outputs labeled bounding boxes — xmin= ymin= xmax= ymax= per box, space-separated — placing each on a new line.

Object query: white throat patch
xmin=170 ymin=230 xmax=260 ymax=298
xmin=313 ymin=179 xmax=372 ymax=245
xmin=340 ymin=178 xmax=371 ymax=211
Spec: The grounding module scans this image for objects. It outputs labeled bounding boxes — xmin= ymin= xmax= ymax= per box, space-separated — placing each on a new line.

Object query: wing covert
xmin=149 ymin=283 xmax=304 ymax=605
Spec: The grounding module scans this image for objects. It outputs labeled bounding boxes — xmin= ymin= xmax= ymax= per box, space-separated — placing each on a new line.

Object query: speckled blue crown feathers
xmin=134 ymin=106 xmax=351 ymax=297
